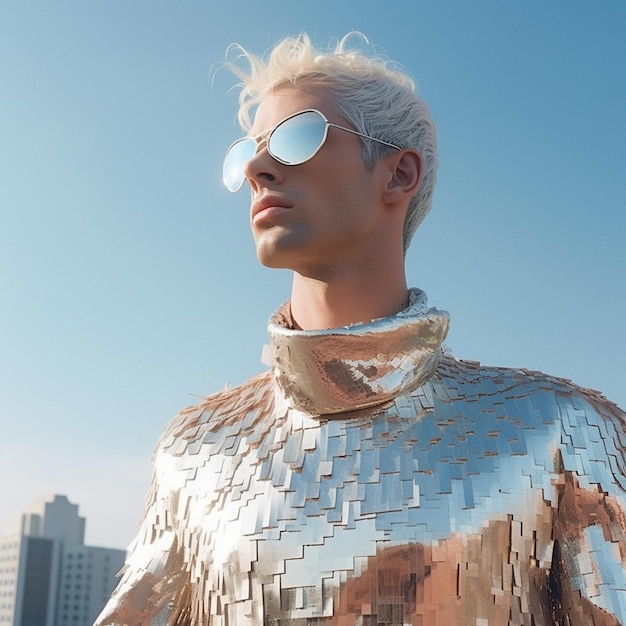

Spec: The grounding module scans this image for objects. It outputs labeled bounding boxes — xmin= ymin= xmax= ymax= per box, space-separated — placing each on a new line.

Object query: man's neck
xmin=289 ymin=271 xmax=409 ymax=331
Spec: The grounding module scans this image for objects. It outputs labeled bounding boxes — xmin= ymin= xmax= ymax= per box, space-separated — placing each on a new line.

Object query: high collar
xmin=266 ymin=288 xmax=450 ymax=416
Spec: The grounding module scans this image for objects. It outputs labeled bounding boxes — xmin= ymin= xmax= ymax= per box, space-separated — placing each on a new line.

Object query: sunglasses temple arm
xmin=327 ymin=123 xmax=401 ymax=151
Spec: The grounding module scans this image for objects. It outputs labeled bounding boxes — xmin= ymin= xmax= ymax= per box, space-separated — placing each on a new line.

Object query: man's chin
xmin=257 ymin=256 xmax=289 ymax=270
xmin=255 ymin=247 xmax=292 ymax=270
xmin=254 ymin=238 xmax=302 ymax=270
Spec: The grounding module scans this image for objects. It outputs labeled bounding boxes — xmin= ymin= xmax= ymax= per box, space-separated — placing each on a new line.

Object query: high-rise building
xmin=0 ymin=495 xmax=125 ymax=626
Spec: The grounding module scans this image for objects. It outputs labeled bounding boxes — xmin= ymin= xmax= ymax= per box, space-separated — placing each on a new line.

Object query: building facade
xmin=0 ymin=495 xmax=125 ymax=626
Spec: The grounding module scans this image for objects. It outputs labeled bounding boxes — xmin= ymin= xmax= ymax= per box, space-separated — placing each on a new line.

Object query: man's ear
xmin=381 ymin=149 xmax=423 ymax=205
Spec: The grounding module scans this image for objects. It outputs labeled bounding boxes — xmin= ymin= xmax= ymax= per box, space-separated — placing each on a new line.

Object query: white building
xmin=0 ymin=495 xmax=125 ymax=626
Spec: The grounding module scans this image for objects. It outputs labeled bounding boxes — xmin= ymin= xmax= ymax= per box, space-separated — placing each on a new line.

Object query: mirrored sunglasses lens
xmin=223 ymin=139 xmax=256 ymax=191
xmin=269 ymin=111 xmax=326 ymax=165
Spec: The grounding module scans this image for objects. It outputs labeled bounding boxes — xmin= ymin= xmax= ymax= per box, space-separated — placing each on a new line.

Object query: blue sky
xmin=0 ymin=1 xmax=624 ymax=549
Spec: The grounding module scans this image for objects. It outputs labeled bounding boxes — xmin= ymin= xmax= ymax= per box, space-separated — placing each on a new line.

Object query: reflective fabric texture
xmin=96 ymin=291 xmax=626 ymax=625
xmin=267 ymin=288 xmax=450 ymax=415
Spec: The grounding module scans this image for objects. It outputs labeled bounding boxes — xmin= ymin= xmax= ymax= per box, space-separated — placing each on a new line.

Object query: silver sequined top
xmin=96 ymin=289 xmax=626 ymax=625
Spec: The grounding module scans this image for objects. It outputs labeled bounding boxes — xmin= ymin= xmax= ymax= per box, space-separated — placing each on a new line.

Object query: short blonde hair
xmin=227 ymin=33 xmax=438 ymax=252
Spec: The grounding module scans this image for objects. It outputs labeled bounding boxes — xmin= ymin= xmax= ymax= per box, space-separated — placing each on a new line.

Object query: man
xmin=96 ymin=34 xmax=626 ymax=625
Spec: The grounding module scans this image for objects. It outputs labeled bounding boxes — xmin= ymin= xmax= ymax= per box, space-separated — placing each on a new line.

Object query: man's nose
xmin=243 ymin=145 xmax=282 ymax=191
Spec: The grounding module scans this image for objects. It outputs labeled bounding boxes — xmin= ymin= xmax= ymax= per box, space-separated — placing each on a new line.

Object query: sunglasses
xmin=222 ymin=108 xmax=401 ymax=192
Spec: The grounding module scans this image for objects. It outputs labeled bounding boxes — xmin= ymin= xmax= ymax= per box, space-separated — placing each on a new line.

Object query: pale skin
xmin=243 ymin=83 xmax=423 ymax=330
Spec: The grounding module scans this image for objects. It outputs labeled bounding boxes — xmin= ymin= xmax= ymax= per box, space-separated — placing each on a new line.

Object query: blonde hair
xmin=227 ymin=33 xmax=438 ymax=252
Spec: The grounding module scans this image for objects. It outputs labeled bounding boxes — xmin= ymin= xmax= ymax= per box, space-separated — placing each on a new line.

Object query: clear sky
xmin=0 ymin=1 xmax=624 ymax=550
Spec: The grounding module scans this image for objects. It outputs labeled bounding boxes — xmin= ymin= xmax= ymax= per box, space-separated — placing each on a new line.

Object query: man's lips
xmin=250 ymin=196 xmax=293 ymax=224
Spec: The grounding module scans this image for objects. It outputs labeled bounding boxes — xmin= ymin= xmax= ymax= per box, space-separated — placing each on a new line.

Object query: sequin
xmin=96 ymin=290 xmax=626 ymax=625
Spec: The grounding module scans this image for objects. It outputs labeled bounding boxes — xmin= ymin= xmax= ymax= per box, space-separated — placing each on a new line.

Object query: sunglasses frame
xmin=223 ymin=108 xmax=402 ymax=192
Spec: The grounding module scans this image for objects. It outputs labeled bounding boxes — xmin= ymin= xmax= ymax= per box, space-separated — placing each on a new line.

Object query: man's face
xmin=243 ymin=85 xmax=388 ymax=278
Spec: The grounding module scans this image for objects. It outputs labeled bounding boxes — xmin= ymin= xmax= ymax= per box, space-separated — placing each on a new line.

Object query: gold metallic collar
xmin=267 ymin=288 xmax=450 ymax=415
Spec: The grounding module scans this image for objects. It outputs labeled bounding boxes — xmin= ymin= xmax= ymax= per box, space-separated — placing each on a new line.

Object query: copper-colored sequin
xmin=96 ymin=290 xmax=626 ymax=625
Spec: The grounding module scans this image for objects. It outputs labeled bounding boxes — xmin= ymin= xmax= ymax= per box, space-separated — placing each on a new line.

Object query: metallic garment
xmin=96 ymin=290 xmax=626 ymax=625
xmin=268 ymin=289 xmax=450 ymax=415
